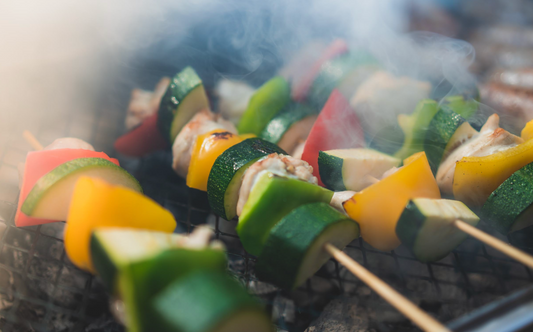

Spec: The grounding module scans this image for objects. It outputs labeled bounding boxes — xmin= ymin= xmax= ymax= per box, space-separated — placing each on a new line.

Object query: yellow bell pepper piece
xmin=453 ymin=138 xmax=533 ymax=207
xmin=522 ymin=120 xmax=533 ymax=141
xmin=64 ymin=177 xmax=176 ymax=273
xmin=186 ymin=130 xmax=246 ymax=191
xmin=343 ymin=152 xmax=440 ymax=251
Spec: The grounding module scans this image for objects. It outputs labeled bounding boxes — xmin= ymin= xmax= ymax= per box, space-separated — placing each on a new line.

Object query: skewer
xmin=454 ymin=219 xmax=533 ymax=269
xmin=324 ymin=243 xmax=450 ymax=332
xmin=23 ymin=130 xmax=43 ymax=151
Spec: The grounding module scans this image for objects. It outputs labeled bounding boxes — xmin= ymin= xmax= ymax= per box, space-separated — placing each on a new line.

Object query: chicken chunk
xmin=172 ymin=109 xmax=237 ymax=178
xmin=236 ymin=153 xmax=317 ymax=216
xmin=125 ymin=77 xmax=170 ymax=130
xmin=44 ymin=137 xmax=94 ymax=151
xmin=436 ymin=114 xmax=523 ymax=194
xmin=214 ymin=79 xmax=256 ymax=125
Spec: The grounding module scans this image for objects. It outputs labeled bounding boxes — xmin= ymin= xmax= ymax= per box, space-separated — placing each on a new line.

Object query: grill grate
xmin=0 ymin=87 xmax=532 ymax=332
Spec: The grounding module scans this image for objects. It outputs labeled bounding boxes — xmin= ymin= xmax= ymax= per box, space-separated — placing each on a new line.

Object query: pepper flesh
xmin=343 ymin=152 xmax=440 ymax=251
xmin=453 ymin=138 xmax=533 ymax=207
xmin=64 ymin=177 xmax=176 ymax=273
xmin=522 ymin=120 xmax=533 ymax=141
xmin=186 ymin=130 xmax=251 ymax=191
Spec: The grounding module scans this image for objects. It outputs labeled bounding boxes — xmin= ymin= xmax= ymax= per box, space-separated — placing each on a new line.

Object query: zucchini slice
xmin=482 ymin=162 xmax=533 ymax=234
xmin=260 ymin=102 xmax=317 ymax=154
xmin=307 ymin=52 xmax=378 ymax=109
xmin=441 ymin=95 xmax=478 ymax=120
xmin=153 ymin=271 xmax=273 ymax=332
xmin=119 ymin=248 xmax=227 ymax=332
xmin=237 ymin=76 xmax=290 ymax=136
xmin=90 ymin=228 xmax=187 ymax=292
xmin=318 ymin=148 xmax=401 ymax=191
xmin=396 ymin=198 xmax=479 ymax=262
xmin=236 ymin=172 xmax=333 ymax=256
xmin=424 ymin=106 xmax=476 ymax=174
xmin=21 ymin=158 xmax=141 ymax=220
xmin=157 ymin=67 xmax=210 ymax=143
xmin=256 ymin=202 xmax=359 ymax=289
xmin=207 ymin=138 xmax=285 ymax=220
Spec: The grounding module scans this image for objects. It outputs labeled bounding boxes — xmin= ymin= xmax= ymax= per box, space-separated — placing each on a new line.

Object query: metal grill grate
xmin=0 ymin=86 xmax=533 ymax=332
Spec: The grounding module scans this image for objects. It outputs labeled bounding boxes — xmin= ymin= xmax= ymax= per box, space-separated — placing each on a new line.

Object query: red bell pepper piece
xmin=301 ymin=89 xmax=365 ymax=186
xmin=291 ymin=39 xmax=349 ymax=102
xmin=114 ymin=113 xmax=168 ymax=157
xmin=15 ymin=149 xmax=119 ymax=227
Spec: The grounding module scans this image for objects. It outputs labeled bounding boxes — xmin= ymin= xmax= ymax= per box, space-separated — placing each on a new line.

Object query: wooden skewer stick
xmin=324 ymin=243 xmax=450 ymax=332
xmin=454 ymin=219 xmax=533 ymax=269
xmin=23 ymin=130 xmax=43 ymax=151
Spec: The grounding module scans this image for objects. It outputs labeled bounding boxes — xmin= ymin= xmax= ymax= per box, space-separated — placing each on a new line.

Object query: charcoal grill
xmin=1 ymin=54 xmax=533 ymax=332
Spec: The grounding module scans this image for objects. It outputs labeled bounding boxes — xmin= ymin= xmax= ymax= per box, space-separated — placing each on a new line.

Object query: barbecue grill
xmin=2 ymin=1 xmax=533 ymax=331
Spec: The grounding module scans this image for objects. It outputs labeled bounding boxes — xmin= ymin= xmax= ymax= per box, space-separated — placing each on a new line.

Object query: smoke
xmin=0 ymin=0 xmax=476 ymax=147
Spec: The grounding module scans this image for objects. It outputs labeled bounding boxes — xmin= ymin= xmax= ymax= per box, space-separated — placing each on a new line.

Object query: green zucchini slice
xmin=318 ymin=148 xmax=401 ymax=191
xmin=255 ymin=202 xmax=359 ymax=289
xmin=207 ymin=138 xmax=286 ymax=220
xmin=90 ymin=228 xmax=187 ymax=292
xmin=260 ymin=102 xmax=317 ymax=153
xmin=157 ymin=67 xmax=210 ymax=143
xmin=482 ymin=162 xmax=533 ymax=234
xmin=396 ymin=198 xmax=479 ymax=262
xmin=307 ymin=52 xmax=378 ymax=109
xmin=236 ymin=172 xmax=333 ymax=256
xmin=153 ymin=271 xmax=273 ymax=332
xmin=21 ymin=158 xmax=141 ymax=220
xmin=424 ymin=106 xmax=476 ymax=174
xmin=119 ymin=248 xmax=227 ymax=332
xmin=237 ymin=76 xmax=290 ymax=136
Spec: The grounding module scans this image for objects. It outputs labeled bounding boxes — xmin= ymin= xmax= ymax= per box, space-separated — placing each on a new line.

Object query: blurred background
xmin=2 ymin=0 xmax=533 ymax=331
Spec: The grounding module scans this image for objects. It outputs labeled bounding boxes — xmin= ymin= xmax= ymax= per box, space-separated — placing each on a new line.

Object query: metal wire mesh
xmin=0 ymin=83 xmax=532 ymax=332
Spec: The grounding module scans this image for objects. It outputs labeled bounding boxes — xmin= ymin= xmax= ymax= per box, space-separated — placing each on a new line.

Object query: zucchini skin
xmin=318 ymin=151 xmax=346 ymax=191
xmin=255 ymin=202 xmax=358 ymax=289
xmin=157 ymin=67 xmax=204 ymax=142
xmin=90 ymin=233 xmax=117 ymax=292
xmin=482 ymin=162 xmax=533 ymax=234
xmin=153 ymin=271 xmax=270 ymax=332
xmin=260 ymin=102 xmax=317 ymax=144
xmin=120 ymin=248 xmax=227 ymax=332
xmin=395 ymin=200 xmax=427 ymax=257
xmin=207 ymin=138 xmax=286 ymax=219
xmin=424 ymin=106 xmax=466 ymax=174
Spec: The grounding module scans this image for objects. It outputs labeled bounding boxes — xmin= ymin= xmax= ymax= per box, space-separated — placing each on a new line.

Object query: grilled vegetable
xmin=157 ymin=67 xmax=210 ymax=143
xmin=453 ymin=138 xmax=533 ymax=207
xmin=522 ymin=119 xmax=533 ymax=141
xmin=236 ymin=172 xmax=333 ymax=256
xmin=121 ymin=250 xmax=227 ymax=332
xmin=301 ymin=90 xmax=365 ymax=186
xmin=237 ymin=76 xmax=290 ymax=136
xmin=482 ymin=162 xmax=533 ymax=234
xmin=21 ymin=158 xmax=141 ymax=221
xmin=318 ymin=148 xmax=400 ymax=191
xmin=292 ymin=39 xmax=349 ymax=102
xmin=187 ymin=130 xmax=248 ymax=192
xmin=15 ymin=149 xmax=119 ymax=227
xmin=395 ymin=99 xmax=438 ymax=160
xmin=307 ymin=52 xmax=377 ymax=109
xmin=64 ymin=177 xmax=176 ymax=273
xmin=441 ymin=95 xmax=478 ymax=119
xmin=424 ymin=106 xmax=477 ymax=174
xmin=114 ymin=113 xmax=168 ymax=157
xmin=256 ymin=202 xmax=359 ymax=289
xmin=91 ymin=229 xmax=187 ymax=291
xmin=343 ymin=152 xmax=441 ymax=251
xmin=153 ymin=271 xmax=273 ymax=332
xmin=396 ymin=198 xmax=479 ymax=262
xmin=260 ymin=102 xmax=317 ymax=154
xmin=207 ymin=138 xmax=285 ymax=220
